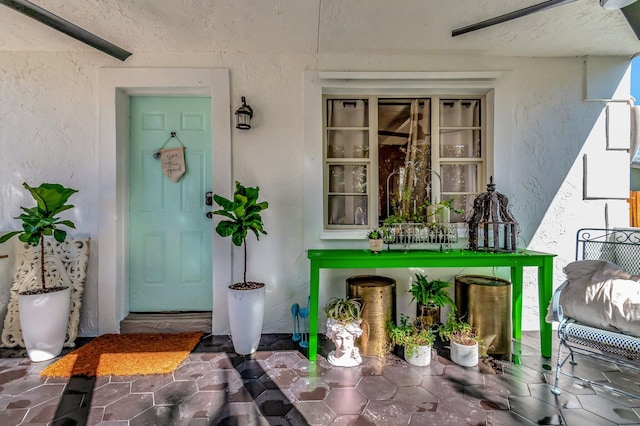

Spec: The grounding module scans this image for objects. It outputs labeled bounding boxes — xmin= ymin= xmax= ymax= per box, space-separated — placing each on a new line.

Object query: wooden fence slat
xmin=629 ymin=191 xmax=640 ymax=227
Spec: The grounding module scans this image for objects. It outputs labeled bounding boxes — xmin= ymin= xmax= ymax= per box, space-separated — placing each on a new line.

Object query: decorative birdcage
xmin=467 ymin=177 xmax=518 ymax=252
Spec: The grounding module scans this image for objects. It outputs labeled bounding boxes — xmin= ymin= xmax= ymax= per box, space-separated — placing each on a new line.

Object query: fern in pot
xmin=410 ymin=273 xmax=455 ymax=328
xmin=0 ymin=182 xmax=77 ymax=362
xmin=211 ymin=181 xmax=268 ymax=355
xmin=324 ymin=297 xmax=364 ymax=367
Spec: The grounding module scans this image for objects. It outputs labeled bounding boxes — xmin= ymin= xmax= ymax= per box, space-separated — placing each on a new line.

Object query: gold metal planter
xmin=347 ymin=275 xmax=396 ymax=356
xmin=454 ymin=274 xmax=511 ymax=358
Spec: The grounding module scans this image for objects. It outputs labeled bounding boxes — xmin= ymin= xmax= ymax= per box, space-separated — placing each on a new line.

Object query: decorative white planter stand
xmin=405 ymin=345 xmax=432 ymax=366
xmin=19 ymin=287 xmax=70 ymax=362
xmin=1 ymin=238 xmax=89 ymax=353
xmin=227 ymin=284 xmax=265 ymax=355
xmin=450 ymin=341 xmax=479 ymax=367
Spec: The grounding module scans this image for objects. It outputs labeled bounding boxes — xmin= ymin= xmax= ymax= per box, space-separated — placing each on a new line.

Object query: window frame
xmin=322 ymin=94 xmax=487 ymax=232
xmin=303 ymin=71 xmax=500 ymax=242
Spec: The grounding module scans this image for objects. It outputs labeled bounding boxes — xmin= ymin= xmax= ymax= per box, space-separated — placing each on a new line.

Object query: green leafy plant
xmin=385 ymin=199 xmax=464 ymax=226
xmin=438 ymin=311 xmax=482 ymax=347
xmin=418 ymin=199 xmax=464 ymax=221
xmin=366 ymin=229 xmax=384 ymax=239
xmin=212 ymin=181 xmax=268 ymax=288
xmin=324 ymin=297 xmax=363 ymax=323
xmin=387 ymin=314 xmax=435 ymax=358
xmin=410 ymin=273 xmax=455 ymax=309
xmin=0 ymin=183 xmax=77 ymax=292
xmin=383 ymin=212 xmax=410 ymax=226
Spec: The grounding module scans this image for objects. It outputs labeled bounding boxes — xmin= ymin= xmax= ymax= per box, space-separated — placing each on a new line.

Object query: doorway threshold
xmin=120 ymin=312 xmax=212 ymax=334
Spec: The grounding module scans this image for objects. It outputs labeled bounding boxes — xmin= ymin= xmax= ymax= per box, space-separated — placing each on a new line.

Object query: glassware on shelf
xmin=441 ymin=164 xmax=478 ymax=193
xmin=354 ymin=207 xmax=365 ymax=225
xmin=328 ymin=195 xmax=367 ymax=226
xmin=329 ymin=165 xmax=367 ymax=194
xmin=327 ymin=130 xmax=369 ymax=159
xmin=328 ymin=143 xmax=345 ymax=158
xmin=329 ymin=166 xmax=345 ymax=192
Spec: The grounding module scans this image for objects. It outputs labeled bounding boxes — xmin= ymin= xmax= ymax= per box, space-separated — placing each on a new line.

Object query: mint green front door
xmin=129 ymin=96 xmax=213 ymax=311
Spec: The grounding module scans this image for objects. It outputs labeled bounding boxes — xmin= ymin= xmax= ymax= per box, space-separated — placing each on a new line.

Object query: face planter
xmin=326 ymin=318 xmax=364 ymax=367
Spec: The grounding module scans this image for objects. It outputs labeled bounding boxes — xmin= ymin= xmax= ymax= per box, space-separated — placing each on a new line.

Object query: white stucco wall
xmin=0 ymin=50 xmax=631 ymax=337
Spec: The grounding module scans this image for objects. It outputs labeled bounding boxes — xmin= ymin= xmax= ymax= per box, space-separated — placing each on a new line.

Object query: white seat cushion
xmin=548 ymin=260 xmax=640 ymax=337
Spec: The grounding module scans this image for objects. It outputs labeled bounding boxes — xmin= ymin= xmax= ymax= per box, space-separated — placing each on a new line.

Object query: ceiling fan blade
xmin=622 ymin=1 xmax=640 ymax=39
xmin=452 ymin=0 xmax=578 ymax=37
xmin=0 ymin=0 xmax=131 ymax=61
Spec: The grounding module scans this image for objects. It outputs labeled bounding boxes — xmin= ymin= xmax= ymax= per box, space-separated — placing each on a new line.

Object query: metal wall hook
xmin=154 ymin=131 xmax=184 ymax=159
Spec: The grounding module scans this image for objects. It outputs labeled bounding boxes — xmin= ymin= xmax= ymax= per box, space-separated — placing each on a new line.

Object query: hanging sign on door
xmin=154 ymin=132 xmax=186 ymax=182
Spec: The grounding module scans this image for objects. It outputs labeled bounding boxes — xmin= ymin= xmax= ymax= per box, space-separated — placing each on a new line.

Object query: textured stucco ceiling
xmin=0 ymin=0 xmax=639 ymax=58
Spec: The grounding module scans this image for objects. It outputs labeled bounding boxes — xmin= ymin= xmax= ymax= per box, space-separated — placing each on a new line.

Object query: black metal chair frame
xmin=550 ymin=227 xmax=640 ymax=399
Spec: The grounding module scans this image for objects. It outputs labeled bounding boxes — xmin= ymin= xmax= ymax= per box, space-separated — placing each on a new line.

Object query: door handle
xmin=205 ymin=192 xmax=213 ymax=219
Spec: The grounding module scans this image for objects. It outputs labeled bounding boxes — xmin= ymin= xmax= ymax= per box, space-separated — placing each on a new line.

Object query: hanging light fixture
xmin=1 ymin=0 xmax=132 ymax=61
xmin=466 ymin=177 xmax=519 ymax=253
xmin=235 ymin=96 xmax=253 ymax=130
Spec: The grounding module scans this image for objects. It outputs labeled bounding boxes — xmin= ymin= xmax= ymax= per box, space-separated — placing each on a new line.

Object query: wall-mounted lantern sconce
xmin=235 ymin=96 xmax=253 ymax=130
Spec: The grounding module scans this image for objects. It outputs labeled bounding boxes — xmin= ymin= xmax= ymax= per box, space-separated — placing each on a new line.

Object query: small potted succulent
xmin=323 ymin=297 xmax=364 ymax=367
xmin=410 ymin=273 xmax=455 ymax=328
xmin=387 ymin=314 xmax=435 ymax=366
xmin=366 ymin=228 xmax=385 ymax=253
xmin=438 ymin=311 xmax=482 ymax=367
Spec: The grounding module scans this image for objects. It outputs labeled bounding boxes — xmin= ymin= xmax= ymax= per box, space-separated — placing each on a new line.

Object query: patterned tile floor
xmin=1 ymin=331 xmax=640 ymax=425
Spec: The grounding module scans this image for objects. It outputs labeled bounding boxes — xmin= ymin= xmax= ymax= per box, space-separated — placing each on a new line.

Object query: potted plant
xmin=438 ymin=311 xmax=482 ymax=367
xmin=420 ymin=199 xmax=464 ymax=224
xmin=410 ymin=273 xmax=455 ymax=327
xmin=323 ymin=296 xmax=364 ymax=366
xmin=212 ymin=181 xmax=268 ymax=355
xmin=0 ymin=182 xmax=77 ymax=362
xmin=366 ymin=228 xmax=385 ymax=253
xmin=387 ymin=315 xmax=435 ymax=366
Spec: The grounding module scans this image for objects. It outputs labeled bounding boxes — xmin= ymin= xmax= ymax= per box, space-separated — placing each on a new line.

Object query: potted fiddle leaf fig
xmin=212 ymin=180 xmax=268 ymax=355
xmin=0 ymin=182 xmax=78 ymax=362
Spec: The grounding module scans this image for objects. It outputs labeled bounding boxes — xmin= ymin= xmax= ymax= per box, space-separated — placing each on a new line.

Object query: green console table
xmin=307 ymin=249 xmax=555 ymax=362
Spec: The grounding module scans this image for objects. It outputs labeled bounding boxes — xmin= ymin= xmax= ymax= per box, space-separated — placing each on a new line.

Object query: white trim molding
xmin=97 ymin=68 xmax=232 ymax=334
xmin=317 ymin=71 xmax=502 ymax=81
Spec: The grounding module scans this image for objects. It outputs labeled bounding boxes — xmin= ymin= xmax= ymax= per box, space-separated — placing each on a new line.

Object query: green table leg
xmin=538 ymin=257 xmax=553 ymax=358
xmin=308 ymin=262 xmax=320 ymax=362
xmin=510 ymin=266 xmax=523 ymax=340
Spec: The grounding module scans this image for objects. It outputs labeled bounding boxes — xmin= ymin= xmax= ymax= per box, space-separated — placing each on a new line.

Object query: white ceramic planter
xmin=18 ymin=287 xmax=70 ymax=362
xmin=369 ymin=239 xmax=384 ymax=253
xmin=405 ymin=345 xmax=432 ymax=366
xmin=227 ymin=285 xmax=265 ymax=355
xmin=450 ymin=341 xmax=479 ymax=367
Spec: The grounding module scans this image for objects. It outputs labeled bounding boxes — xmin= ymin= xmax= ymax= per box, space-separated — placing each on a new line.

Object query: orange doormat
xmin=40 ymin=331 xmax=202 ymax=378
